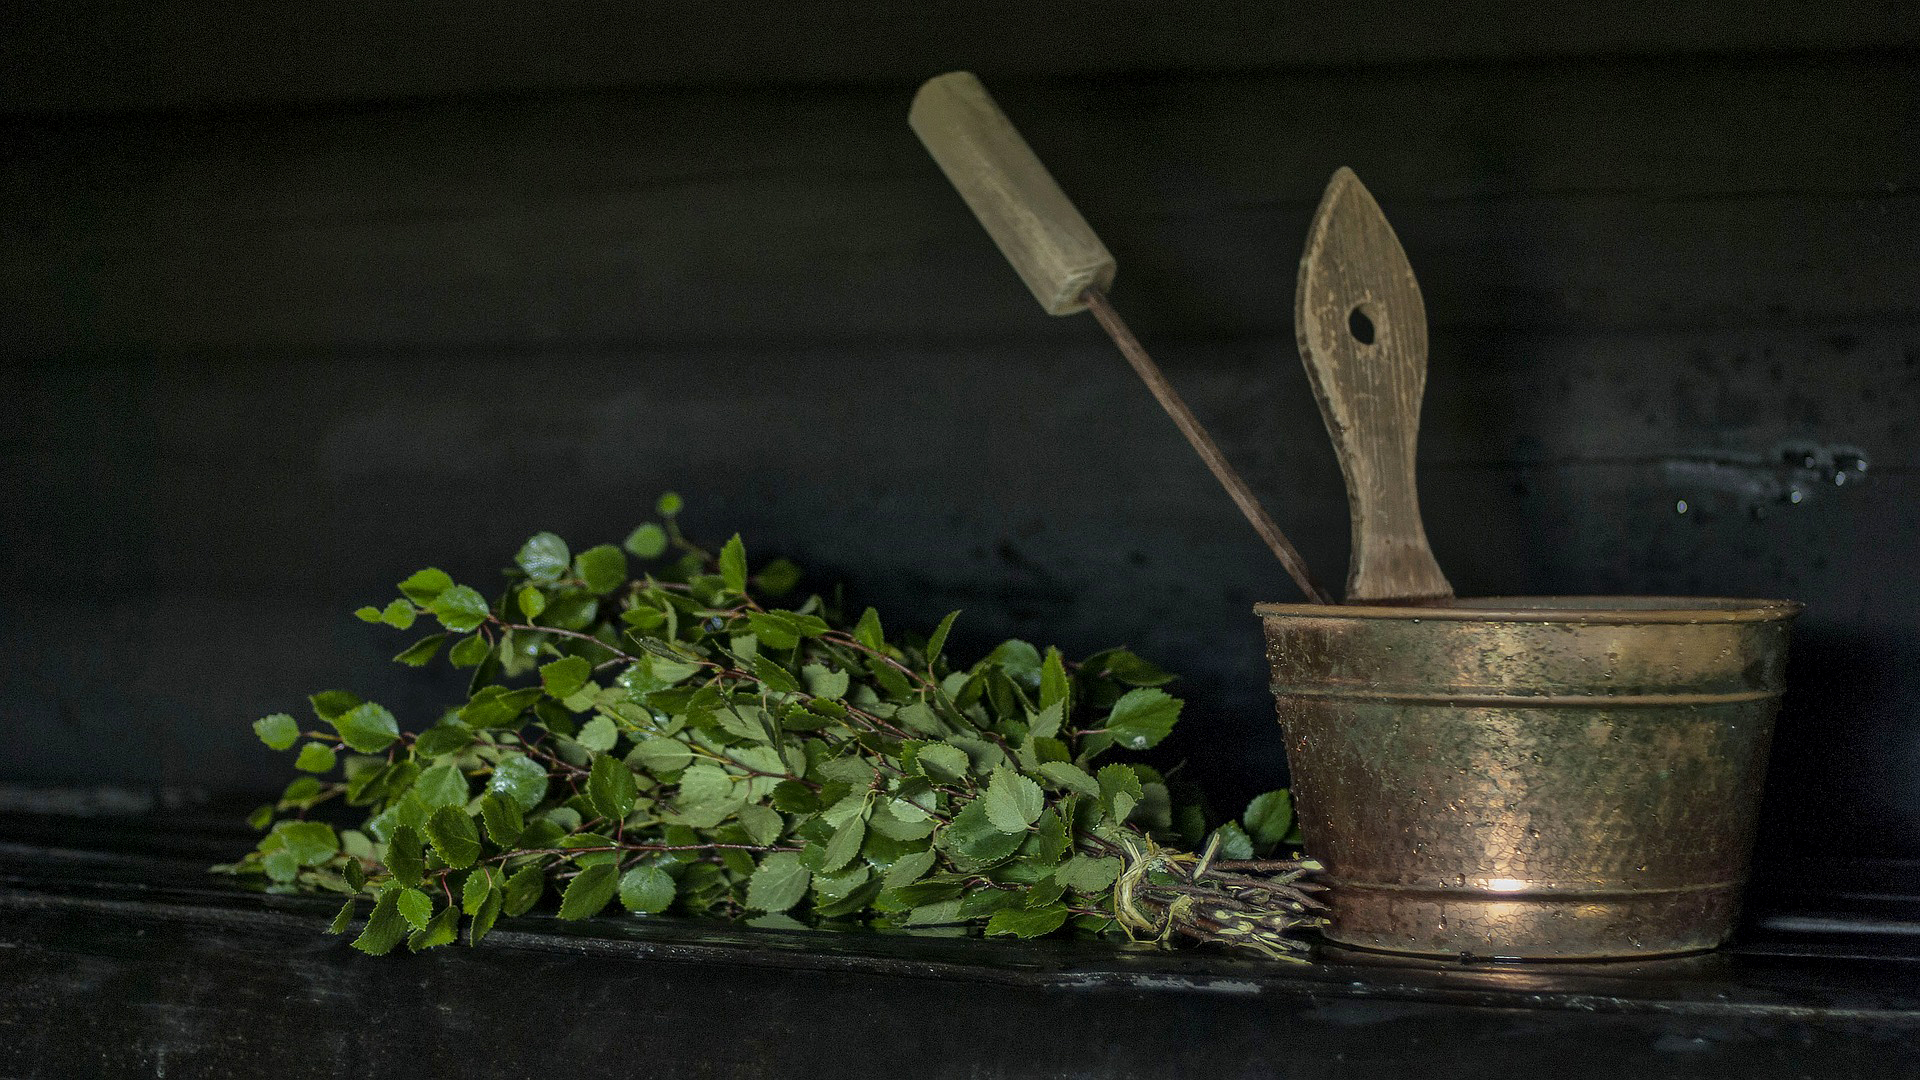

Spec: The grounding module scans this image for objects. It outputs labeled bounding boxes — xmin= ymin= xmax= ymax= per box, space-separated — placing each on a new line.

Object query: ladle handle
xmin=909 ymin=71 xmax=1115 ymax=316
xmin=1296 ymin=168 xmax=1453 ymax=603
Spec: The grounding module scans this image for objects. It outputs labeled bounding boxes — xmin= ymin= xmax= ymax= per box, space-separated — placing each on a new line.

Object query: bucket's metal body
xmin=1255 ymin=596 xmax=1800 ymax=960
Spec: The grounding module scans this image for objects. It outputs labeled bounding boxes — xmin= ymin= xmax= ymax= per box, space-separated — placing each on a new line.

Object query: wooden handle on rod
xmin=911 ymin=71 xmax=1329 ymax=604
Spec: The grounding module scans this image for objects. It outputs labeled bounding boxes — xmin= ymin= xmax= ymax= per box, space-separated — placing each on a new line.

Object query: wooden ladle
xmin=1296 ymin=168 xmax=1453 ymax=603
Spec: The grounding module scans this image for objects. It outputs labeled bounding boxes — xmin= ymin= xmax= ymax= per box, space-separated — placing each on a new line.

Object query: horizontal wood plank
xmin=4 ymin=58 xmax=1915 ymax=355
xmin=3 ymin=1 xmax=1917 ymax=114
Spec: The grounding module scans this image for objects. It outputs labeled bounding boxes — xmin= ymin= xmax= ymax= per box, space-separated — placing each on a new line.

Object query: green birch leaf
xmin=821 ymin=815 xmax=866 ymax=873
xmin=655 ymin=492 xmax=683 ymax=517
xmin=624 ymin=522 xmax=668 ymax=559
xmin=629 ymin=737 xmax=692 ymax=775
xmin=293 ymin=742 xmax=337 ymax=774
xmin=1087 ymin=648 xmax=1177 ymax=687
xmin=424 ymin=805 xmax=481 ymax=869
xmin=515 ymin=532 xmax=571 ymax=584
xmin=912 ymin=743 xmax=970 ymax=782
xmin=853 ymin=608 xmax=884 ymax=652
xmin=428 ymin=586 xmax=491 ymax=634
xmin=1055 ymin=854 xmax=1123 ymax=893
xmin=540 ymin=655 xmax=592 ymax=699
xmin=1105 ymin=688 xmax=1181 ymax=751
xmin=448 ymin=634 xmax=491 ymax=669
xmin=984 ymin=903 xmax=1070 ymax=939
xmin=470 ymin=888 xmax=504 ymax=946
xmin=986 ymin=639 xmax=1042 ymax=683
xmin=676 ymin=762 xmax=735 ymax=815
xmin=902 ymin=899 xmax=966 ymax=926
xmin=1039 ymin=647 xmax=1071 ymax=711
xmin=955 ymin=887 xmax=1025 ymax=920
xmin=1209 ymin=821 xmax=1256 ymax=861
xmin=1035 ymin=761 xmax=1099 ymax=797
xmin=558 ymin=863 xmax=619 ymax=920
xmin=262 ymin=849 xmax=298 ymax=883
xmin=1243 ymin=790 xmax=1296 ymax=848
xmin=587 ymin=753 xmax=638 ymax=821
xmin=925 ymin=610 xmax=961 ymax=670
xmin=330 ymin=702 xmax=399 ymax=753
xmin=502 ymin=865 xmax=545 ymax=916
xmin=328 ymin=899 xmax=355 ymax=935
xmin=462 ymin=868 xmax=495 ymax=916
xmin=1026 ymin=701 xmax=1063 ymax=740
xmin=253 ymin=713 xmax=300 ymax=751
xmin=1024 ymin=809 xmax=1070 ymax=868
xmin=575 ymin=715 xmax=618 ymax=753
xmin=737 ymin=804 xmax=785 ymax=847
xmin=276 ymin=821 xmax=339 ymax=865
xmin=801 ymin=663 xmax=849 ymax=700
xmin=393 ymin=633 xmax=447 ymax=667
xmin=619 ymin=865 xmax=676 ymax=914
xmin=516 ymin=586 xmax=547 ymax=620
xmin=397 ymin=568 xmax=454 ymax=607
xmin=982 ymin=767 xmax=1044 ymax=832
xmin=750 ymin=654 xmax=800 ymax=695
xmin=754 ymin=557 xmax=802 ymax=597
xmin=746 ymin=851 xmax=811 ymax=913
xmin=718 ymin=534 xmax=748 ymax=594
xmin=460 ymin=686 xmax=543 ymax=728
xmin=1025 ymin=878 xmax=1066 ymax=909
xmin=396 ymin=887 xmax=434 ymax=931
xmin=379 ymin=599 xmax=416 ymax=630
xmin=308 ymin=690 xmax=363 ymax=723
xmin=408 ymin=903 xmax=460 ymax=951
xmin=1097 ymin=764 xmax=1143 ymax=824
xmin=771 ymin=781 xmax=820 ymax=815
xmin=746 ymin=612 xmax=798 ymax=650
xmin=355 ymin=606 xmax=383 ymax=624
xmin=414 ymin=763 xmax=469 ymax=809
xmin=412 ymin=722 xmax=473 ymax=758
xmin=386 ymin=825 xmax=425 ymax=887
xmin=487 ymin=753 xmax=549 ymax=810
xmin=881 ymin=847 xmax=937 ymax=890
xmin=350 ymin=889 xmax=407 ymax=955
xmin=940 ymin=801 xmax=1022 ymax=869
xmin=479 ymin=793 xmax=524 ymax=847
xmin=895 ymin=701 xmax=945 ymax=737
xmin=574 ymin=544 xmax=628 ymax=595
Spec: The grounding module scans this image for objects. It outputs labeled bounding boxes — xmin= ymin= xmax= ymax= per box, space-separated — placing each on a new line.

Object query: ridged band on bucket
xmin=1254 ymin=596 xmax=1800 ymax=960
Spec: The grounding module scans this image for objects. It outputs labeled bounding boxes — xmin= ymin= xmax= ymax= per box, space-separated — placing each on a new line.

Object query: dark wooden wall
xmin=4 ymin=3 xmax=1916 ymax=860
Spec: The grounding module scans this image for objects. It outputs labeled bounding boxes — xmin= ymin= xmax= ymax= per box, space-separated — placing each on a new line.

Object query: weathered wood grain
xmin=3 ymin=58 xmax=1913 ymax=356
xmin=910 ymin=71 xmax=1114 ymax=316
xmin=2 ymin=0 xmax=1916 ymax=114
xmin=1296 ymin=168 xmax=1452 ymax=602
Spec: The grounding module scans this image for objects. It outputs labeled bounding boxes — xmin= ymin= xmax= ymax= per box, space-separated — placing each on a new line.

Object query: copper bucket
xmin=1254 ymin=596 xmax=1800 ymax=960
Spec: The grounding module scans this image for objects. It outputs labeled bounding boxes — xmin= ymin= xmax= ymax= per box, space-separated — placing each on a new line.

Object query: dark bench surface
xmin=3 ymin=809 xmax=1917 ymax=1079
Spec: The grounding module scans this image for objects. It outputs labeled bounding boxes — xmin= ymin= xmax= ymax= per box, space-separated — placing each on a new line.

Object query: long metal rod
xmin=1083 ymin=286 xmax=1332 ymax=605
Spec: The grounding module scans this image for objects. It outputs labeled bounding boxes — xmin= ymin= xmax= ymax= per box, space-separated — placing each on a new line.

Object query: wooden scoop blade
xmin=1296 ymin=167 xmax=1453 ymax=603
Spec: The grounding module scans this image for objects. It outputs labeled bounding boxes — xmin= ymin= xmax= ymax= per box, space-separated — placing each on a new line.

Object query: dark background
xmin=3 ymin=3 xmax=1915 ymax=864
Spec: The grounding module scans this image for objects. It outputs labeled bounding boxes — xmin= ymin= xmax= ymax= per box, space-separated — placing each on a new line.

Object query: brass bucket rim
xmin=1253 ymin=595 xmax=1803 ymax=625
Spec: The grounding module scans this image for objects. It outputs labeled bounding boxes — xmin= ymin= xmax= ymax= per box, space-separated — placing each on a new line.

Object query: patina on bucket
xmin=1255 ymin=596 xmax=1800 ymax=960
